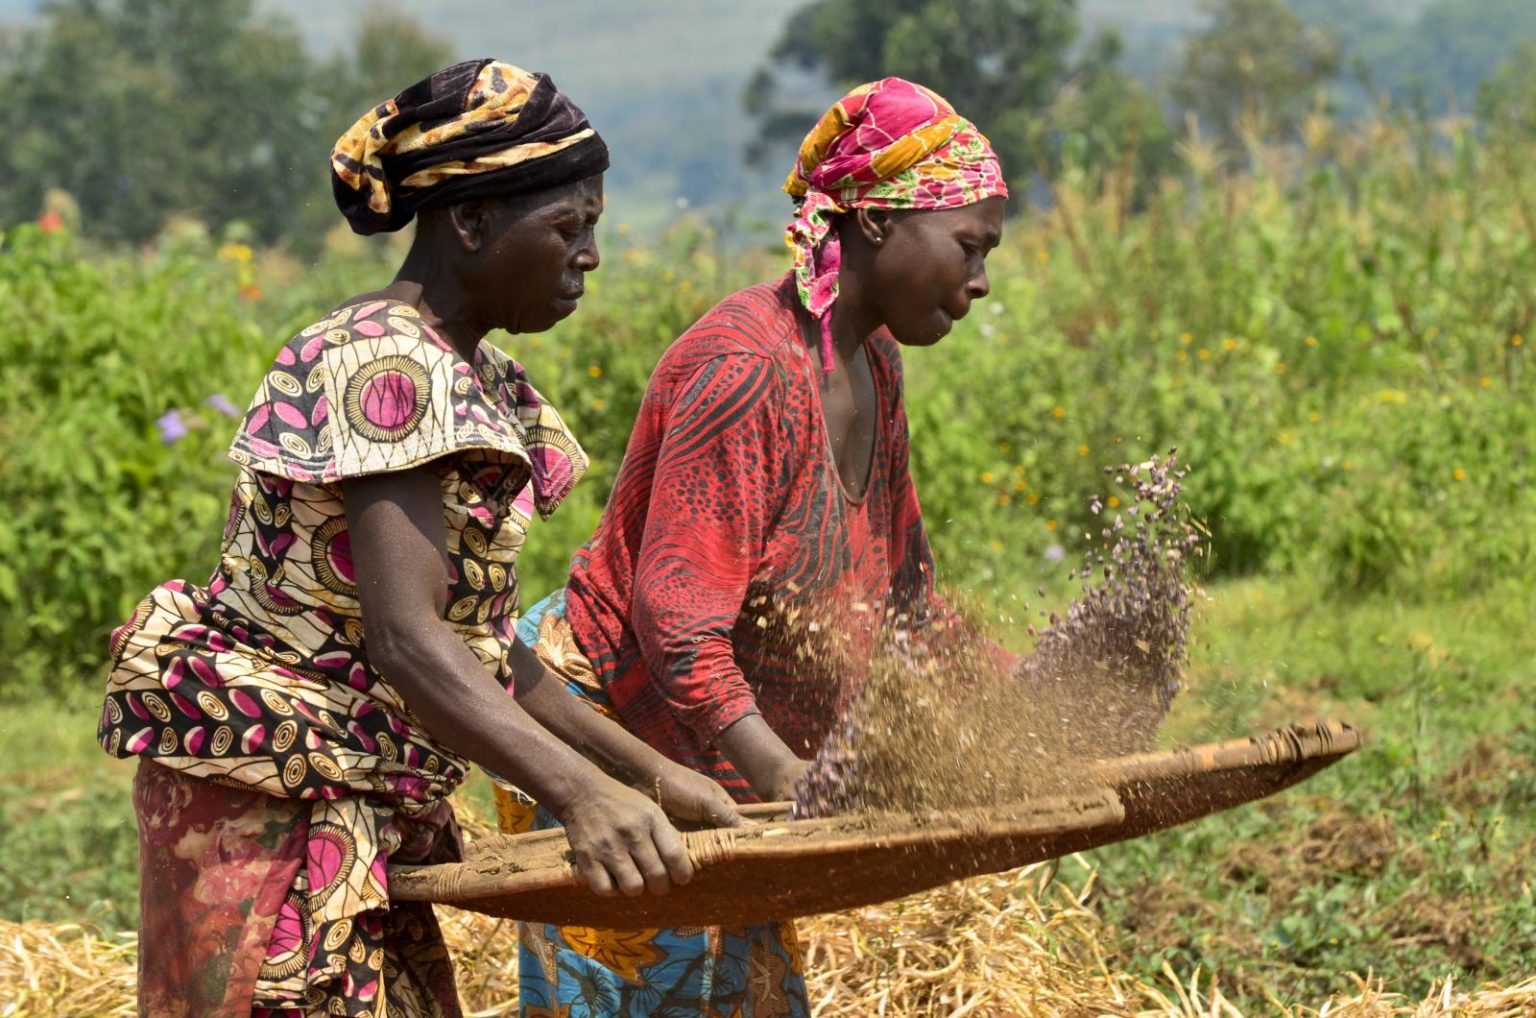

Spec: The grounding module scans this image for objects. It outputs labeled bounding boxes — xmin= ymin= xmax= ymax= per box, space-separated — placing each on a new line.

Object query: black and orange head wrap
xmin=330 ymin=59 xmax=609 ymax=236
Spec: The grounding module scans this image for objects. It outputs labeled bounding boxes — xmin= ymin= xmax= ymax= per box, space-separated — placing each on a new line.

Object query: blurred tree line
xmin=5 ymin=0 xmax=1536 ymax=245
xmin=0 ymin=0 xmax=451 ymax=249
xmin=747 ymin=0 xmax=1536 ymax=203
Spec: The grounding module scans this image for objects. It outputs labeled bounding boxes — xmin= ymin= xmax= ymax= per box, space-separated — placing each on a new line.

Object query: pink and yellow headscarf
xmin=785 ymin=78 xmax=1008 ymax=370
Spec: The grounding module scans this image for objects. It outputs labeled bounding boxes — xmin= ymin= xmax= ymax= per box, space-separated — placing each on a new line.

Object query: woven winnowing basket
xmin=389 ymin=719 xmax=1361 ymax=928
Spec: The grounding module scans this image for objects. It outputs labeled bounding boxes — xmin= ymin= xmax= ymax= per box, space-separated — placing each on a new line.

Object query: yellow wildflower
xmin=1223 ymin=337 xmax=1237 ymax=352
xmin=1177 ymin=350 xmax=1188 ymax=363
xmin=1275 ymin=362 xmax=1287 ymax=375
xmin=1513 ymin=334 xmax=1525 ymax=347
xmin=1045 ymin=519 xmax=1058 ymax=531
xmin=1180 ymin=332 xmax=1193 ymax=345
xmin=1028 ymin=493 xmax=1040 ymax=505
xmin=588 ymin=364 xmax=603 ymax=378
xmin=1197 ymin=348 xmax=1211 ymax=360
xmin=1453 ymin=467 xmax=1466 ymax=482
xmin=980 ymin=471 xmax=995 ymax=484
xmin=1480 ymin=376 xmax=1492 ymax=388
xmin=1077 ymin=444 xmax=1090 ymax=457
xmin=1051 ymin=406 xmax=1066 ymax=419
xmin=1107 ymin=495 xmax=1120 ymax=508
xmin=1305 ymin=335 xmax=1318 ymax=347
xmin=217 ymin=242 xmax=253 ymax=263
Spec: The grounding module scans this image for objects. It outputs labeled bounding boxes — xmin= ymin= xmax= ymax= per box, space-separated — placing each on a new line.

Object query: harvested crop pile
xmin=795 ymin=452 xmax=1202 ymax=819
xmin=6 ymin=882 xmax=1534 ymax=1017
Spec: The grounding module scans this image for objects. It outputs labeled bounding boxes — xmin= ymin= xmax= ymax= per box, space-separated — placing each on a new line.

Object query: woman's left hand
xmin=648 ymin=765 xmax=744 ymax=829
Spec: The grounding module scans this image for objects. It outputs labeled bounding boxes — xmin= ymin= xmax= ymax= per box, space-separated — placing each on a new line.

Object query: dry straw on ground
xmin=5 ymin=867 xmax=1533 ymax=1017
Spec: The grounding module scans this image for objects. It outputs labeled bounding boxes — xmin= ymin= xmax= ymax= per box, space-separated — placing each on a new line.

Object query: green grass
xmin=7 ymin=575 xmax=1530 ymax=1014
xmin=0 ymin=698 xmax=137 ymax=930
xmin=0 ymin=695 xmax=500 ymax=934
xmin=1084 ymin=573 xmax=1536 ymax=1006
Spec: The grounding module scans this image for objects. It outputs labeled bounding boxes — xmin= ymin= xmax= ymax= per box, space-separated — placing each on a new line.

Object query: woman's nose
xmin=967 ymin=270 xmax=990 ymax=300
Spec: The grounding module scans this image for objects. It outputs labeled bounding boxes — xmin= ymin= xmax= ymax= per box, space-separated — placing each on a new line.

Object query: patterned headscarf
xmin=785 ymin=78 xmax=1008 ymax=371
xmin=332 ymin=59 xmax=609 ymax=235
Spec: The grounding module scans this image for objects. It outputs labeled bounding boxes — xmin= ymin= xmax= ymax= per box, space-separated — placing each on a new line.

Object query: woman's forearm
xmin=368 ymin=617 xmax=602 ymax=815
xmin=715 ymin=714 xmax=808 ymax=801
xmin=514 ymin=666 xmax=676 ymax=787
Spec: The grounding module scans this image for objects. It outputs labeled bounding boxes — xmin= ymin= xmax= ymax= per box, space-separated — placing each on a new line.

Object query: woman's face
xmin=466 ymin=174 xmax=604 ymax=334
xmin=867 ymin=197 xmax=1005 ymax=347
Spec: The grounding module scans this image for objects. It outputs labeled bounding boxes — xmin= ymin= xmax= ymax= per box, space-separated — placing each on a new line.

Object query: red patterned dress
xmin=505 ymin=274 xmax=969 ymax=1017
xmin=100 ymin=299 xmax=587 ymax=1017
xmin=562 ymin=273 xmax=949 ymax=790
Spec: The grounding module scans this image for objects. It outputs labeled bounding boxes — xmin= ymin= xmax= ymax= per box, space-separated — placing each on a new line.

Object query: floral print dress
xmin=99 ymin=299 xmax=587 ymax=1017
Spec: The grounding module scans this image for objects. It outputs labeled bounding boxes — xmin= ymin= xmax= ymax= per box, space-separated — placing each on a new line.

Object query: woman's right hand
xmin=558 ymin=778 xmax=694 ymax=897
xmin=650 ymin=763 xmax=745 ymax=829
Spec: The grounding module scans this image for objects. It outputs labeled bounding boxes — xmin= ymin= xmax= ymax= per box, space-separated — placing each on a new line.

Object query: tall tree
xmin=0 ymin=0 xmax=452 ymax=246
xmin=0 ymin=0 xmax=318 ymax=242
xmin=1172 ymin=0 xmax=1340 ymax=148
xmin=744 ymin=0 xmax=1082 ymax=192
xmin=1362 ymin=0 xmax=1536 ymax=112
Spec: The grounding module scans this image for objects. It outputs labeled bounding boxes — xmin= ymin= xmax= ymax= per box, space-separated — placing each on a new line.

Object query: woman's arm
xmin=342 ymin=467 xmax=695 ymax=897
xmin=508 ymin=640 xmax=741 ymax=826
xmin=714 ymin=715 xmax=809 ymax=803
xmin=628 ymin=353 xmax=811 ymax=798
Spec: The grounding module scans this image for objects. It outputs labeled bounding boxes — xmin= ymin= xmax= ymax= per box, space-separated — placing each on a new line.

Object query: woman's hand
xmin=558 ymin=778 xmax=694 ymax=897
xmin=715 ymin=714 xmax=811 ymax=804
xmin=761 ymin=757 xmax=812 ymax=804
xmin=512 ymin=643 xmax=742 ymax=831
xmin=646 ymin=764 xmax=743 ymax=829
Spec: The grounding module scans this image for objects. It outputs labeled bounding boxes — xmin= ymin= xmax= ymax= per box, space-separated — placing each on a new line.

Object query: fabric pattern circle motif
xmin=343 ymin=354 xmax=431 ymax=443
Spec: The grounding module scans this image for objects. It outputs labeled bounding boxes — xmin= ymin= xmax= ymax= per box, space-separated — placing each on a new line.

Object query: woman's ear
xmin=447 ymin=200 xmax=490 ymax=254
xmin=854 ymin=206 xmax=893 ymax=248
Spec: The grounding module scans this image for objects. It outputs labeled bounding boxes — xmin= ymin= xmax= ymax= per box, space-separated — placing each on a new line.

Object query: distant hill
xmin=0 ymin=0 xmax=1521 ymax=235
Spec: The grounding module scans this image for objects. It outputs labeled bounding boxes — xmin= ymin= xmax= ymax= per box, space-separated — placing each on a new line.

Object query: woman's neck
xmin=803 ymin=273 xmax=881 ymax=368
xmin=387 ymin=246 xmax=487 ymax=362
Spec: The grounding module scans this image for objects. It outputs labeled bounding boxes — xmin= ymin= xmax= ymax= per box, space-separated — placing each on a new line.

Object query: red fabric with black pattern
xmin=564 ymin=274 xmax=949 ymax=800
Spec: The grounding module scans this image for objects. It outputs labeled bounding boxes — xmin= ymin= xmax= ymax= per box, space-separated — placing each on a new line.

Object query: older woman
xmin=98 ymin=60 xmax=737 ymax=1018
xmin=499 ymin=78 xmax=1009 ymax=1017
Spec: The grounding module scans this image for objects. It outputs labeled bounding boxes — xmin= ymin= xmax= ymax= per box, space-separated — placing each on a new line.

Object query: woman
xmin=499 ymin=78 xmax=1009 ymax=1016
xmin=98 ymin=59 xmax=738 ymax=1018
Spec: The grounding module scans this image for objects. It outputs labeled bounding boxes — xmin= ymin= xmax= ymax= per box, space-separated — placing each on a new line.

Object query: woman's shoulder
xmin=286 ymin=298 xmax=447 ymax=354
xmin=864 ymin=327 xmax=908 ymax=391
xmin=671 ymin=276 xmax=798 ymax=360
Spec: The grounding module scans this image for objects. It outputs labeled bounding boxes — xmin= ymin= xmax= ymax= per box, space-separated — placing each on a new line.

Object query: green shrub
xmin=3 ymin=117 xmax=1534 ymax=700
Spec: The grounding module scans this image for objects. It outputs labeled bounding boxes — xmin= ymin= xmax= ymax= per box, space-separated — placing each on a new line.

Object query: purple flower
xmin=156 ymin=409 xmax=188 ymax=445
xmin=206 ymin=393 xmax=242 ymax=418
xmin=1044 ymin=543 xmax=1065 ymax=562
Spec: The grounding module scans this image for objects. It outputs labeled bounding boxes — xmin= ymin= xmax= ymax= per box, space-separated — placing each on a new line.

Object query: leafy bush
xmin=2 ymin=115 xmax=1533 ymax=700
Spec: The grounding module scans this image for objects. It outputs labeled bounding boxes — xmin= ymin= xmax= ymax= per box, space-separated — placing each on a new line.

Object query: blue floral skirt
xmin=497 ymin=591 xmax=810 ymax=1018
